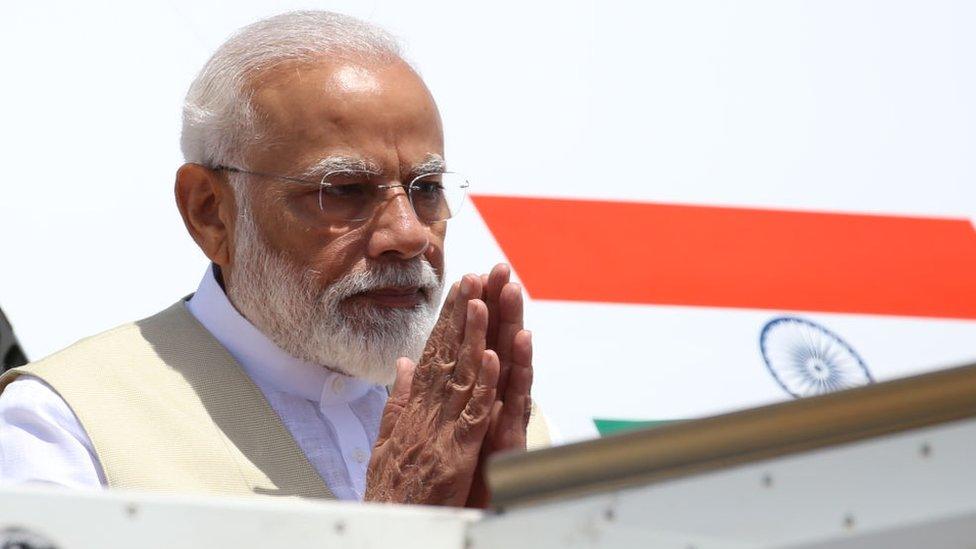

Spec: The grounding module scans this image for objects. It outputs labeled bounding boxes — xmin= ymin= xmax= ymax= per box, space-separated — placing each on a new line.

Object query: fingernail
xmin=460 ymin=277 xmax=471 ymax=296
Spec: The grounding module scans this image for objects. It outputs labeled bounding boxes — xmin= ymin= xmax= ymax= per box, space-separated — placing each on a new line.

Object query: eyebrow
xmin=297 ymin=153 xmax=446 ymax=181
xmin=410 ymin=154 xmax=446 ymax=176
xmin=298 ymin=155 xmax=383 ymax=179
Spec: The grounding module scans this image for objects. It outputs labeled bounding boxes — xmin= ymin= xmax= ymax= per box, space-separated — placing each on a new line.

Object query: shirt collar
xmin=186 ymin=265 xmax=375 ymax=406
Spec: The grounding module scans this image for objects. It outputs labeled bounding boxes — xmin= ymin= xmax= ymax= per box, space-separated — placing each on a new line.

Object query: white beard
xmin=225 ymin=209 xmax=443 ymax=385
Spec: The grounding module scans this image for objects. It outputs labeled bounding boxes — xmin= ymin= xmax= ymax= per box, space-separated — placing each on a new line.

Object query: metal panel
xmin=0 ymin=487 xmax=479 ymax=549
xmin=472 ymin=418 xmax=976 ymax=549
xmin=488 ymin=362 xmax=976 ymax=508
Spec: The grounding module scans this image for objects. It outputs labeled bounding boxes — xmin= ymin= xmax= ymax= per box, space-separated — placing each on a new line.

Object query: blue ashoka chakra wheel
xmin=760 ymin=316 xmax=873 ymax=398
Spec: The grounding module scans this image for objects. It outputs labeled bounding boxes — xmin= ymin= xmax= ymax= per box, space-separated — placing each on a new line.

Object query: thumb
xmin=376 ymin=357 xmax=416 ymax=446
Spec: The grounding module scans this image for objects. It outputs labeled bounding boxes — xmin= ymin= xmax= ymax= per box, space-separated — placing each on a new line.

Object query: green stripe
xmin=593 ymin=418 xmax=682 ymax=436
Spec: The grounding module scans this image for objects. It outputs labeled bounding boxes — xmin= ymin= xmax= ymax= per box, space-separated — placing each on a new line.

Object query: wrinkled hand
xmin=466 ymin=264 xmax=534 ymax=508
xmin=364 ymin=275 xmax=498 ymax=506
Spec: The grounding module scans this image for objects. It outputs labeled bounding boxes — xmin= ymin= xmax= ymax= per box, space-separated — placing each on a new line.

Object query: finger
xmin=376 ymin=357 xmax=416 ymax=446
xmin=497 ymin=330 xmax=533 ymax=447
xmin=480 ymin=272 xmax=492 ymax=349
xmin=436 ymin=281 xmax=460 ymax=327
xmin=452 ymin=274 xmax=483 ymax=344
xmin=484 ymin=264 xmax=511 ymax=348
xmin=487 ymin=400 xmax=504 ymax=443
xmin=447 ymin=299 xmax=489 ymax=414
xmin=420 ymin=274 xmax=482 ymax=368
xmin=411 ymin=282 xmax=458 ymax=397
xmin=495 ymin=282 xmax=524 ymax=396
xmin=456 ymin=349 xmax=500 ymax=442
xmin=508 ymin=330 xmax=533 ymax=398
xmin=496 ymin=283 xmax=524 ymax=361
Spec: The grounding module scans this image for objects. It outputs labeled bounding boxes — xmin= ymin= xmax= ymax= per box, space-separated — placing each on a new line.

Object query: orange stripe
xmin=471 ymin=195 xmax=976 ymax=320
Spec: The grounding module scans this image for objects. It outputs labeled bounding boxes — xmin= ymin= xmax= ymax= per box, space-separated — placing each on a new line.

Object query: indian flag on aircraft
xmin=464 ymin=196 xmax=976 ymax=442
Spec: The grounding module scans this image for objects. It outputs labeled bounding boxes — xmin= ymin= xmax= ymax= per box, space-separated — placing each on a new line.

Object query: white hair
xmin=180 ymin=10 xmax=403 ymax=167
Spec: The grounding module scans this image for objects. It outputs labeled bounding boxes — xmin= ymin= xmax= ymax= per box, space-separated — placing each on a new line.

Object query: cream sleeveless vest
xmin=0 ymin=300 xmax=550 ymax=498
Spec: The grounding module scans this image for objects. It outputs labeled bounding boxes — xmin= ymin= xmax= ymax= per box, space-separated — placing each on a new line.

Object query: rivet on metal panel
xmin=334 ymin=521 xmax=346 ymax=534
xmin=919 ymin=442 xmax=932 ymax=458
xmin=761 ymin=473 xmax=774 ymax=488
xmin=604 ymin=507 xmax=616 ymax=522
xmin=125 ymin=503 xmax=138 ymax=519
xmin=843 ymin=514 xmax=856 ymax=530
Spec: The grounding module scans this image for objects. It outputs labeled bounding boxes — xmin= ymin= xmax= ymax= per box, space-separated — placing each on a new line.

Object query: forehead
xmin=245 ymin=57 xmax=444 ymax=172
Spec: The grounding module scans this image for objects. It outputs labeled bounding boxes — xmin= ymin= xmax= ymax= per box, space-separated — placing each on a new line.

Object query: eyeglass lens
xmin=317 ymin=172 xmax=468 ymax=222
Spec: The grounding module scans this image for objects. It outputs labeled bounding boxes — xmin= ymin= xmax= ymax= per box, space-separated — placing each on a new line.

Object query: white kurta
xmin=0 ymin=266 xmax=387 ymax=499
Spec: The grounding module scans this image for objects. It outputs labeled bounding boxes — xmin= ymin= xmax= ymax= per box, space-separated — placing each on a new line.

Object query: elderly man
xmin=0 ymin=11 xmax=547 ymax=506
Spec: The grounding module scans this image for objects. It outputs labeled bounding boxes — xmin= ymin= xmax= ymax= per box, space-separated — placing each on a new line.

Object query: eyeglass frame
xmin=210 ymin=164 xmax=470 ymax=222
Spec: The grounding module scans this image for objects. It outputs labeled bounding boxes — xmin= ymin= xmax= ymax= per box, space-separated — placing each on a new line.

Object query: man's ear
xmin=175 ymin=163 xmax=237 ymax=268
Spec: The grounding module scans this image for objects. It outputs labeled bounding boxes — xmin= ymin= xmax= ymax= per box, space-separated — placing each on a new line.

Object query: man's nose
xmin=366 ymin=189 xmax=430 ymax=260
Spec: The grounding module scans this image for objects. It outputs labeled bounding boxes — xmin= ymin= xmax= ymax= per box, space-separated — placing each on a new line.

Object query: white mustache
xmin=325 ymin=259 xmax=441 ymax=301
